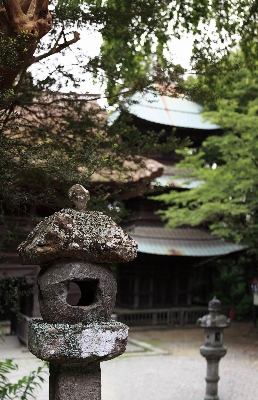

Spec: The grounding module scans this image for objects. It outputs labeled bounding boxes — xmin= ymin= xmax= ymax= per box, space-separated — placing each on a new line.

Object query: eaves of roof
xmin=127 ymin=226 xmax=248 ymax=257
xmin=153 ymin=165 xmax=203 ymax=189
xmin=109 ymin=92 xmax=220 ymax=130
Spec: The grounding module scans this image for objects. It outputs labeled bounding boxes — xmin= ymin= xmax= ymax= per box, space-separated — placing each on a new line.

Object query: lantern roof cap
xmin=197 ymin=297 xmax=230 ymax=328
xmin=18 ymin=185 xmax=137 ymax=266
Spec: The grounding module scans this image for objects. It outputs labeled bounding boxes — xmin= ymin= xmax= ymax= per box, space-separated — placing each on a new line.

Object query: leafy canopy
xmin=1 ymin=1 xmax=258 ymax=218
xmin=155 ymin=59 xmax=258 ymax=252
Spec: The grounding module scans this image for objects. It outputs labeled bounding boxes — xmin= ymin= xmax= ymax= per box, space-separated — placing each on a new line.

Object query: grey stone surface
xmin=18 ymin=185 xmax=133 ymax=400
xmin=197 ymin=297 xmax=230 ymax=328
xmin=68 ymin=184 xmax=90 ymax=212
xmin=49 ymin=361 xmax=101 ymax=400
xmin=29 ymin=319 xmax=128 ymax=363
xmin=197 ymin=298 xmax=230 ymax=400
xmin=200 ymin=340 xmax=227 ymax=400
xmin=37 ymin=259 xmax=117 ymax=324
xmin=18 ymin=208 xmax=137 ymax=265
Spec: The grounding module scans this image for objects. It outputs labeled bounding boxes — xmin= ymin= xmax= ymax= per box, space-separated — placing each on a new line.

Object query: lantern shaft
xmin=50 ymin=362 xmax=101 ymax=400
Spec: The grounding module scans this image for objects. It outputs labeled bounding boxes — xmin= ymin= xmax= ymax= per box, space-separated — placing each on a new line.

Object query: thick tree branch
xmin=27 ymin=0 xmax=36 ymax=14
xmin=34 ymin=0 xmax=49 ymax=19
xmin=2 ymin=0 xmax=23 ymax=20
xmin=30 ymin=32 xmax=80 ymax=65
xmin=53 ymin=28 xmax=65 ymax=50
xmin=20 ymin=0 xmax=32 ymax=14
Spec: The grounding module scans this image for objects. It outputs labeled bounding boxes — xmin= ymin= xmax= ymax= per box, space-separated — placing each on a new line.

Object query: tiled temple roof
xmin=127 ymin=226 xmax=247 ymax=257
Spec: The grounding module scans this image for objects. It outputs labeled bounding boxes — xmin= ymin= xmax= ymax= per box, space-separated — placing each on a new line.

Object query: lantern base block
xmin=28 ymin=319 xmax=128 ymax=364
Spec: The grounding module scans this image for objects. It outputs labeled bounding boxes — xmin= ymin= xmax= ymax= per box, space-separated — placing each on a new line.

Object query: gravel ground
xmin=1 ymin=322 xmax=258 ymax=399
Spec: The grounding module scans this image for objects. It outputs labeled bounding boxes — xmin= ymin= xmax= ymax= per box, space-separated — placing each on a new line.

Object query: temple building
xmin=110 ymin=92 xmax=247 ymax=325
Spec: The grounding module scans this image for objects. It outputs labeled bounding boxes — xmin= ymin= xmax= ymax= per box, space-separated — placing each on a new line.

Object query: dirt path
xmin=130 ymin=322 xmax=258 ymax=359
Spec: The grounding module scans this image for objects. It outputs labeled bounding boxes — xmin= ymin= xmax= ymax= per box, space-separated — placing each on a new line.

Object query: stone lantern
xmin=197 ymin=297 xmax=230 ymax=400
xmin=18 ymin=184 xmax=138 ymax=400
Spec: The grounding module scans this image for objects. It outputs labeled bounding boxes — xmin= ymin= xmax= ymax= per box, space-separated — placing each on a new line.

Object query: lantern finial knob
xmin=68 ymin=184 xmax=90 ymax=212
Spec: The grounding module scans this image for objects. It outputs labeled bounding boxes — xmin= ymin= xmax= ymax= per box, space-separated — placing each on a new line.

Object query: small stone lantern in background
xmin=197 ymin=297 xmax=230 ymax=400
xmin=18 ymin=184 xmax=137 ymax=400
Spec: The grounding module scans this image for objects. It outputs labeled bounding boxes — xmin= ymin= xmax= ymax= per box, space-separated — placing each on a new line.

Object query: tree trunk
xmin=0 ymin=0 xmax=52 ymax=90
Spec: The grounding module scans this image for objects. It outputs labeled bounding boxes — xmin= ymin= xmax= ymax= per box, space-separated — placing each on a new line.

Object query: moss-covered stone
xmin=29 ymin=319 xmax=128 ymax=364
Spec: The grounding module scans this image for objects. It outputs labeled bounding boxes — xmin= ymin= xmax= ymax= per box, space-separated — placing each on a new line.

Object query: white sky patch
xmin=164 ymin=35 xmax=194 ymax=72
xmin=29 ymin=29 xmax=103 ymax=94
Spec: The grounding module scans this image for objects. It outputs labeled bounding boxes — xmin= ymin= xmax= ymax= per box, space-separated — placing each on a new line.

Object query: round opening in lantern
xmin=66 ymin=279 xmax=99 ymax=307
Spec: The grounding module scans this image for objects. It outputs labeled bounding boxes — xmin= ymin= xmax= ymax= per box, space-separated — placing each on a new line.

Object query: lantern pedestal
xmin=29 ymin=319 xmax=128 ymax=400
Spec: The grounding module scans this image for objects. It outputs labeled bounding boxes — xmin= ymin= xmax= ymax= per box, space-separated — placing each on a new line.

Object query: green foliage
xmin=84 ymin=0 xmax=258 ymax=99
xmin=192 ymin=255 xmax=253 ymax=320
xmin=87 ymin=195 xmax=130 ymax=223
xmin=29 ymin=0 xmax=258 ymax=102
xmin=1 ymin=1 xmax=257 ymax=216
xmin=0 ymin=278 xmax=30 ymax=318
xmin=0 ymin=359 xmax=48 ymax=400
xmin=2 ymin=0 xmax=258 ymax=101
xmin=0 ymin=279 xmax=47 ymax=400
xmin=210 ymin=256 xmax=253 ymax=320
xmin=0 ymin=277 xmax=46 ymax=400
xmin=155 ymin=60 xmax=258 ymax=253
xmin=0 ymin=32 xmax=30 ymax=72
